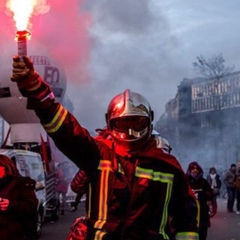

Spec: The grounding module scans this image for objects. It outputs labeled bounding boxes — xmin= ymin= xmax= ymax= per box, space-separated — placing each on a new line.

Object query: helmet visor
xmin=110 ymin=116 xmax=149 ymax=141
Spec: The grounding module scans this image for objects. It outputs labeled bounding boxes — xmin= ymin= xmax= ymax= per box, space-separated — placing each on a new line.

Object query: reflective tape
xmin=43 ymin=105 xmax=68 ymax=133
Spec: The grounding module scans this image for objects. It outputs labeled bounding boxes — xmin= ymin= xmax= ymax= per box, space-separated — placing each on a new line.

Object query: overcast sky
xmin=1 ymin=0 xmax=240 ymax=132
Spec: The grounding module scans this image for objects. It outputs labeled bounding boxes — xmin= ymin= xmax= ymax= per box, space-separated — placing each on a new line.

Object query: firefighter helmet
xmin=105 ymin=89 xmax=154 ymax=144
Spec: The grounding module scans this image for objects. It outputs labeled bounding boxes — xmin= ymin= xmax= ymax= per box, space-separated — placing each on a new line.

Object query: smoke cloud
xmin=71 ymin=0 xmax=188 ymax=131
xmin=1 ymin=0 xmax=239 ymax=134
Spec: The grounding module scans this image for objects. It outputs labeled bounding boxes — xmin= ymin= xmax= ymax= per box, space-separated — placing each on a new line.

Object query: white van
xmin=0 ymin=148 xmax=60 ymax=238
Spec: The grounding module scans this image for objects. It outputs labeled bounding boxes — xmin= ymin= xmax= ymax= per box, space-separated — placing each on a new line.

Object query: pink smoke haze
xmin=1 ymin=0 xmax=92 ymax=85
xmin=31 ymin=0 xmax=92 ymax=84
xmin=1 ymin=0 xmax=240 ymax=133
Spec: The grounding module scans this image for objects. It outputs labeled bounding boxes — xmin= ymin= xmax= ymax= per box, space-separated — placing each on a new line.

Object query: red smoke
xmin=33 ymin=0 xmax=92 ymax=84
xmin=1 ymin=0 xmax=92 ymax=85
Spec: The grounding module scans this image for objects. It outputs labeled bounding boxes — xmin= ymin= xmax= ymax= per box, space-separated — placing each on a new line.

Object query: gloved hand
xmin=11 ymin=55 xmax=42 ymax=91
xmin=11 ymin=55 xmax=54 ymax=109
xmin=0 ymin=198 xmax=10 ymax=211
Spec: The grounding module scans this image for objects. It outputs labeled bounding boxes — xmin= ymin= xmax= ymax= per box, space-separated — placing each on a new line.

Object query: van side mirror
xmin=35 ymin=181 xmax=45 ymax=191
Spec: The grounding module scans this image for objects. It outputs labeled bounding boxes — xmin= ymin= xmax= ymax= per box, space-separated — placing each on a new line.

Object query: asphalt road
xmin=40 ymin=198 xmax=240 ymax=240
xmin=40 ymin=202 xmax=86 ymax=240
xmin=207 ymin=198 xmax=240 ymax=240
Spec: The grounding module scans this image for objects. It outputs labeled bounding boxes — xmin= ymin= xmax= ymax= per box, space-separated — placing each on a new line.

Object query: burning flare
xmin=6 ymin=0 xmax=38 ymax=31
xmin=5 ymin=0 xmax=50 ymax=57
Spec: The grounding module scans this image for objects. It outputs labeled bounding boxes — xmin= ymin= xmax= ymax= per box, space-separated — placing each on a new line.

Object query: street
xmin=207 ymin=198 xmax=240 ymax=240
xmin=40 ymin=203 xmax=86 ymax=239
xmin=40 ymin=198 xmax=240 ymax=240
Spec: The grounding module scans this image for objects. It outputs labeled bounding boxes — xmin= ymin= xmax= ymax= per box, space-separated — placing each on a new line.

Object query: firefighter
xmin=11 ymin=55 xmax=199 ymax=240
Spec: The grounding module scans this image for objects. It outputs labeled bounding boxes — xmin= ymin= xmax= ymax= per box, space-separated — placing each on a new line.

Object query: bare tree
xmin=192 ymin=53 xmax=234 ymax=80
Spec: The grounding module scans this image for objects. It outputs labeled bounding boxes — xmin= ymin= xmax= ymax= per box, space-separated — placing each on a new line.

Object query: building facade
xmin=155 ymin=72 xmax=240 ymax=171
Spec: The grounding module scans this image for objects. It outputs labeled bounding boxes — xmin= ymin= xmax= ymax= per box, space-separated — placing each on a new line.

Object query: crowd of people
xmin=48 ymin=139 xmax=240 ymax=240
xmin=62 ymin=159 xmax=240 ymax=240
xmin=42 ymin=144 xmax=240 ymax=240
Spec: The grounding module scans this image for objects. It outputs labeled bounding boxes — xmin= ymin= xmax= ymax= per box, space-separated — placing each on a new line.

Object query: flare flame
xmin=6 ymin=0 xmax=38 ymax=31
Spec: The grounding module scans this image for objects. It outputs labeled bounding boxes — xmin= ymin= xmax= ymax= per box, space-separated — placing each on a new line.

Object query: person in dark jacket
xmin=223 ymin=163 xmax=237 ymax=212
xmin=0 ymin=154 xmax=38 ymax=240
xmin=11 ymin=56 xmax=199 ymax=240
xmin=186 ymin=162 xmax=214 ymax=240
xmin=206 ymin=167 xmax=222 ymax=216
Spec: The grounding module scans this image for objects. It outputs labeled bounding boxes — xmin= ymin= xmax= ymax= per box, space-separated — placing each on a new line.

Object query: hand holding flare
xmin=11 ymin=55 xmax=41 ymax=91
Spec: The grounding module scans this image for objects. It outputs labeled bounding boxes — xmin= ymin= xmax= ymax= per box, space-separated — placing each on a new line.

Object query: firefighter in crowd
xmin=11 ymin=55 xmax=199 ymax=240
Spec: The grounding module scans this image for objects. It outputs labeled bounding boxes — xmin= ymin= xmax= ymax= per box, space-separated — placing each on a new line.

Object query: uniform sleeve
xmin=170 ymin=170 xmax=199 ymax=240
xmin=21 ymin=78 xmax=100 ymax=176
xmin=36 ymin=103 xmax=100 ymax=177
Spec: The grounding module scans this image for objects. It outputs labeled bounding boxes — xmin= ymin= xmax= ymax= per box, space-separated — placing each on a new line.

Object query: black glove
xmin=11 ymin=55 xmax=54 ymax=110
